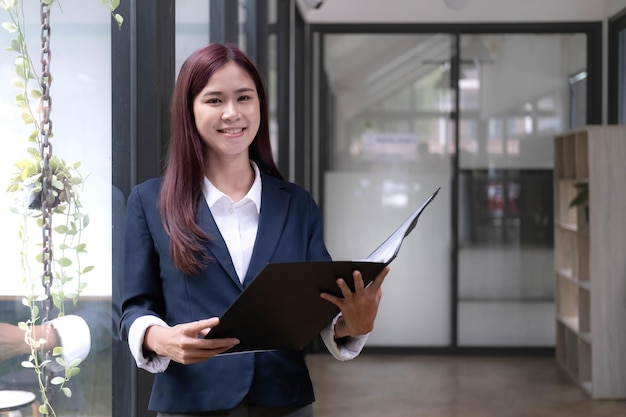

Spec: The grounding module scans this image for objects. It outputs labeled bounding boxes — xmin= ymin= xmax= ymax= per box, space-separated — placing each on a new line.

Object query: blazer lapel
xmin=243 ymin=175 xmax=290 ymax=285
xmin=196 ymin=198 xmax=242 ymax=288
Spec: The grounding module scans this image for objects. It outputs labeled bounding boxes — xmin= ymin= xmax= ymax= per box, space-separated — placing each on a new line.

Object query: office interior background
xmin=0 ymin=0 xmax=625 ymax=416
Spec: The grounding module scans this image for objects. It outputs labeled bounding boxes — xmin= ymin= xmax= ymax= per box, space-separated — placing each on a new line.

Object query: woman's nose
xmin=222 ymin=101 xmax=240 ymax=121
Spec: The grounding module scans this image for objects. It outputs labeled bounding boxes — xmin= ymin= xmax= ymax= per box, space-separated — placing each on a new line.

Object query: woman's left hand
xmin=320 ymin=266 xmax=389 ymax=338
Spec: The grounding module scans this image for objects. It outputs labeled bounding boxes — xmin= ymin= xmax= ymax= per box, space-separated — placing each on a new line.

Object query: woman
xmin=119 ymin=43 xmax=389 ymax=417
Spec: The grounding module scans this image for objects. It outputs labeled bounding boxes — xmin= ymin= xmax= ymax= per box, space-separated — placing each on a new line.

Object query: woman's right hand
xmin=143 ymin=318 xmax=239 ymax=364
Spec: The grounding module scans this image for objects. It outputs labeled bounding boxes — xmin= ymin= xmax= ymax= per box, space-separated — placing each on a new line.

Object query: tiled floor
xmin=306 ymin=354 xmax=626 ymax=417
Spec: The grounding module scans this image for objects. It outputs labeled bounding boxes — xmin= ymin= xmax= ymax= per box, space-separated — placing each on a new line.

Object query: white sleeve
xmin=128 ymin=315 xmax=172 ymax=373
xmin=319 ymin=314 xmax=368 ymax=361
xmin=49 ymin=315 xmax=91 ymax=372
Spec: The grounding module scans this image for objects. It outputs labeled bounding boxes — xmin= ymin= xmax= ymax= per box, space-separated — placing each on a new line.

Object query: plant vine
xmin=1 ymin=0 xmax=122 ymax=415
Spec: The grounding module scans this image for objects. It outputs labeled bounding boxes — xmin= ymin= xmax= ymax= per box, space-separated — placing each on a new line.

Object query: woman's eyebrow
xmin=200 ymin=87 xmax=255 ymax=97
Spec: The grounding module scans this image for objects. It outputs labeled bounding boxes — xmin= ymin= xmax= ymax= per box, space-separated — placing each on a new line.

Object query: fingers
xmin=370 ymin=266 xmax=390 ymax=290
xmin=185 ymin=317 xmax=220 ymax=337
xmin=320 ymin=266 xmax=390 ymax=306
xmin=159 ymin=318 xmax=239 ymax=364
xmin=345 ymin=266 xmax=390 ymax=293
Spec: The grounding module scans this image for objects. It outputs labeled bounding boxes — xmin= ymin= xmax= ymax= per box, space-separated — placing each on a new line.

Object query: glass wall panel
xmin=0 ymin=1 xmax=113 ymax=414
xmin=457 ymin=33 xmax=587 ymax=346
xmin=321 ymin=34 xmax=453 ymax=347
xmin=175 ymin=0 xmax=210 ymax=75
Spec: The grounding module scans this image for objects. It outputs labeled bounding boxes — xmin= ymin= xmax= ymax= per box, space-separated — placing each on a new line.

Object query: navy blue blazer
xmin=119 ymin=173 xmax=332 ymax=413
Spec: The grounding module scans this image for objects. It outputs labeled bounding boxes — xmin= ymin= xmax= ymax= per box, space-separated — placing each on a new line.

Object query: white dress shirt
xmin=48 ymin=314 xmax=91 ymax=372
xmin=128 ymin=162 xmax=367 ymax=373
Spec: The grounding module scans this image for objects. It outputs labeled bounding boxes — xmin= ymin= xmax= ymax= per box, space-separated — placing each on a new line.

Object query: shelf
xmin=558 ymin=315 xmax=579 ymax=333
xmin=579 ymin=331 xmax=591 ymax=345
xmin=578 ymin=287 xmax=590 ymax=334
xmin=555 ymin=268 xmax=573 ymax=281
xmin=556 ymin=276 xmax=578 ymax=319
xmin=555 ymin=180 xmax=578 ymax=227
xmin=553 ymin=126 xmax=626 ymax=399
xmin=554 ymin=228 xmax=578 ymax=276
xmin=556 ymin=222 xmax=577 ymax=232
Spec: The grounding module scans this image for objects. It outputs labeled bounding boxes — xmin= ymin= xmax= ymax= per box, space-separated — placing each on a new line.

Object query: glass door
xmin=457 ymin=33 xmax=587 ymax=346
xmin=318 ymin=34 xmax=454 ymax=347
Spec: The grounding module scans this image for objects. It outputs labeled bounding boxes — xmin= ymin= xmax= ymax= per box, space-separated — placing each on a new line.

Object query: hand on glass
xmin=320 ymin=266 xmax=389 ymax=339
xmin=143 ymin=318 xmax=239 ymax=364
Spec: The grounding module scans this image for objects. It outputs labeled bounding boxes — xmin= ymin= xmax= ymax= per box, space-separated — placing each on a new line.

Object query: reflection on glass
xmin=0 ymin=1 xmax=113 ymax=414
xmin=175 ymin=0 xmax=210 ymax=75
xmin=458 ymin=33 xmax=586 ymax=346
xmin=321 ymin=34 xmax=452 ymax=347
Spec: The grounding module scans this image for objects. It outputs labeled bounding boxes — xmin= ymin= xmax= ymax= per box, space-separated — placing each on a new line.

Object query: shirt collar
xmin=202 ymin=161 xmax=262 ymax=213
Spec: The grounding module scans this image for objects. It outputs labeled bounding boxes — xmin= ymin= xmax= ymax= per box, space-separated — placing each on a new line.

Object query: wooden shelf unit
xmin=553 ymin=126 xmax=626 ymax=399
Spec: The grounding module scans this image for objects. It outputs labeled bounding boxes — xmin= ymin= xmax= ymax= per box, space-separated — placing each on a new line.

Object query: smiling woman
xmin=193 ymin=62 xmax=261 ymax=166
xmin=118 ymin=43 xmax=390 ymax=417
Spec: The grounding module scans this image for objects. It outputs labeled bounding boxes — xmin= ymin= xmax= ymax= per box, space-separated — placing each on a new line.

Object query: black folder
xmin=205 ymin=187 xmax=440 ymax=353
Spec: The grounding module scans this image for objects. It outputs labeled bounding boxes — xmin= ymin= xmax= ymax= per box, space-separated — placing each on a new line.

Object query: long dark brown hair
xmin=159 ymin=43 xmax=282 ymax=275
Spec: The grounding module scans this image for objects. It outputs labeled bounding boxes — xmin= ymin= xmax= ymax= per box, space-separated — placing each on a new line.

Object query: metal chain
xmin=39 ymin=0 xmax=54 ymax=399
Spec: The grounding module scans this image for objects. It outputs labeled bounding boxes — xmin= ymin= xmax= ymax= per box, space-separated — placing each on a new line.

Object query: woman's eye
xmin=238 ymin=95 xmax=251 ymax=102
xmin=206 ymin=98 xmax=221 ymax=104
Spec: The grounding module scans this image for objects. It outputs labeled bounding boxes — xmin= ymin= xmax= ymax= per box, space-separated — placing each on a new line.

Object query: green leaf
xmin=82 ymin=265 xmax=95 ymax=274
xmin=14 ymin=93 xmax=25 ymax=107
xmin=51 ymin=376 xmax=65 ymax=385
xmin=110 ymin=0 xmax=120 ymax=10
xmin=8 ymin=38 xmax=20 ymax=52
xmin=2 ymin=0 xmax=19 ymax=10
xmin=10 ymin=77 xmax=23 ymax=88
xmin=21 ymin=361 xmax=35 ymax=368
xmin=14 ymin=58 xmax=26 ymax=78
xmin=52 ymin=178 xmax=64 ymax=190
xmin=114 ymin=13 xmax=124 ymax=27
xmin=568 ymin=182 xmax=589 ymax=208
xmin=21 ymin=112 xmax=34 ymax=124
xmin=2 ymin=21 xmax=17 ymax=32
xmin=62 ymin=387 xmax=72 ymax=397
xmin=56 ymin=257 xmax=72 ymax=267
xmin=30 ymin=89 xmax=42 ymax=99
xmin=54 ymin=224 xmax=68 ymax=233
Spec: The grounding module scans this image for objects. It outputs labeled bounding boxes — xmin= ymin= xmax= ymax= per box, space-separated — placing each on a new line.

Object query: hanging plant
xmin=1 ymin=0 xmax=121 ymax=415
xmin=7 ymin=152 xmax=84 ymax=210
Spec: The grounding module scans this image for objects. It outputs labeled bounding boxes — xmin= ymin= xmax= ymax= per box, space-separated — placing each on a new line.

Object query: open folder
xmin=205 ymin=187 xmax=440 ymax=353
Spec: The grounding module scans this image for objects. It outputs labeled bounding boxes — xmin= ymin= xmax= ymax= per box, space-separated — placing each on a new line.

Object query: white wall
xmin=606 ymin=0 xmax=626 ymax=17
